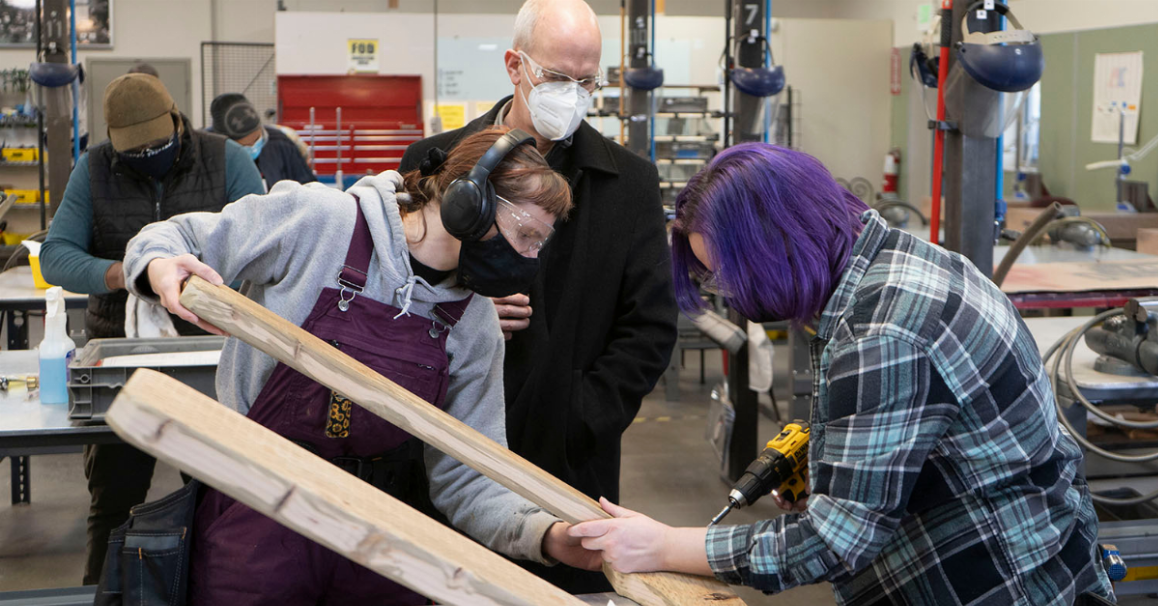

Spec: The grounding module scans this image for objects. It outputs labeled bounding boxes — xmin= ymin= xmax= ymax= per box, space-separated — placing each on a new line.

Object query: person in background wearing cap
xmin=126 ymin=62 xmax=159 ymax=78
xmin=209 ymin=92 xmax=316 ymax=187
xmin=39 ymin=73 xmax=264 ymax=584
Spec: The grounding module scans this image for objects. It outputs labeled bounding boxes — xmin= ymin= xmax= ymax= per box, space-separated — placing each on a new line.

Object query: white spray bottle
xmin=38 ymin=286 xmax=76 ymax=404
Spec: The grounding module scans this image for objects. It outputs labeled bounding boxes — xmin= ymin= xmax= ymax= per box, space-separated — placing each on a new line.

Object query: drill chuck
xmin=710 ymin=421 xmax=810 ymax=525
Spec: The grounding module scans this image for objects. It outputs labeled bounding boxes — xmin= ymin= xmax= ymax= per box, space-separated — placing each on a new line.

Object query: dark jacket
xmin=86 ymin=115 xmax=228 ymax=338
xmin=400 ymin=98 xmax=678 ymax=593
xmin=255 ymin=126 xmax=316 ymax=186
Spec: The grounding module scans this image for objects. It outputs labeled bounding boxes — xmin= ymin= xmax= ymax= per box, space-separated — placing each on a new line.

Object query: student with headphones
xmin=114 ymin=127 xmax=602 ymax=605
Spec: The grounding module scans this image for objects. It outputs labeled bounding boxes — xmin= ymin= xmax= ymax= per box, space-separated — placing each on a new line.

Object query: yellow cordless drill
xmin=711 ymin=421 xmax=810 ymax=525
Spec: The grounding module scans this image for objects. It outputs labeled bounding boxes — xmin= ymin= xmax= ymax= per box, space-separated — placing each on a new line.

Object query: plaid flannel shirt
xmin=706 ymin=211 xmax=1114 ymax=605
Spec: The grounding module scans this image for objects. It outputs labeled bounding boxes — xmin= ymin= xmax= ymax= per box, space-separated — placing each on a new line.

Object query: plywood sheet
xmin=1000 ymin=257 xmax=1158 ymax=293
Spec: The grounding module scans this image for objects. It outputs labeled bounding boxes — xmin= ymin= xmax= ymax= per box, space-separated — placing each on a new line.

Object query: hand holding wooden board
xmin=179 ymin=275 xmax=744 ymax=606
xmin=106 ymin=369 xmax=585 ymax=606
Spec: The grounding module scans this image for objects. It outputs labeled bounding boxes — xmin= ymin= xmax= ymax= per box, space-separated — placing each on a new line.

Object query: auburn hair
xmin=399 ymin=127 xmax=572 ymax=220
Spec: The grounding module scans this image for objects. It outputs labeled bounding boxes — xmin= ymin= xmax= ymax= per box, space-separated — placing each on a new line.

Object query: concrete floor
xmin=0 ymin=347 xmax=1155 ymax=605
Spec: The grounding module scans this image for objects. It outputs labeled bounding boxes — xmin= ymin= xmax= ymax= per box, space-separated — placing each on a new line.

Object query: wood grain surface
xmin=106 ymin=369 xmax=586 ymax=606
xmin=179 ymin=276 xmax=745 ymax=606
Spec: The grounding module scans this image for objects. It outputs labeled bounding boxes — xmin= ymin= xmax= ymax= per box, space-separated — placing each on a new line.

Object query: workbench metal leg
xmin=726 ymin=311 xmax=759 ymax=482
xmin=10 ymin=456 xmax=30 ymax=505
xmin=6 ymin=309 xmax=29 ymax=350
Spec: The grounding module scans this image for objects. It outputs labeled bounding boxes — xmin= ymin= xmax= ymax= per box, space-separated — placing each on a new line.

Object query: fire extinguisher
xmin=882 ymin=148 xmax=901 ymax=196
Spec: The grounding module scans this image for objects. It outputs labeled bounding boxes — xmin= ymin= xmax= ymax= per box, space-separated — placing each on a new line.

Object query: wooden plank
xmin=105 ymin=369 xmax=585 ymax=606
xmin=1137 ymin=228 xmax=1158 ymax=256
xmin=179 ymin=276 xmax=744 ymax=606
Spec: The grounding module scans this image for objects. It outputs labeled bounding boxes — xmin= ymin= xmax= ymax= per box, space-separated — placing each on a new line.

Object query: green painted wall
xmin=1037 ymin=24 xmax=1158 ymax=210
xmin=891 ymin=24 xmax=1158 ymax=211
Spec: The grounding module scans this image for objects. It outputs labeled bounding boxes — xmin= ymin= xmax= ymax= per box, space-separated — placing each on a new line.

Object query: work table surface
xmin=0 ymin=350 xmax=116 ymax=449
xmin=0 ymin=266 xmax=86 ymax=308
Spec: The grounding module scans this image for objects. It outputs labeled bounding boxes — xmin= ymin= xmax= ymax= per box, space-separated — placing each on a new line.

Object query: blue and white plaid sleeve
xmin=705 ymin=335 xmax=960 ymax=593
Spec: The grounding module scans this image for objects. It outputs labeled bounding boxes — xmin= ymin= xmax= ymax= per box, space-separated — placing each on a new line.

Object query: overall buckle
xmin=336 ymin=268 xmax=365 ymax=312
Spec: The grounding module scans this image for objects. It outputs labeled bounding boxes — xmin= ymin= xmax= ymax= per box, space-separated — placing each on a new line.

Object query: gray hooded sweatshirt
xmin=123 ymin=170 xmax=560 ymax=563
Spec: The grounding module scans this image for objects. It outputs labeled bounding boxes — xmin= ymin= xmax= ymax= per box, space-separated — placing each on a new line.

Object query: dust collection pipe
xmin=929 ymin=0 xmax=952 ymax=246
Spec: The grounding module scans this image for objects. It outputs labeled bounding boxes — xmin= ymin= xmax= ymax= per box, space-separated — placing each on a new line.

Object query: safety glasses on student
xmin=690 ymin=267 xmax=731 ymax=298
xmin=495 ymin=195 xmax=555 ymax=257
xmin=518 ymin=51 xmax=604 ymax=93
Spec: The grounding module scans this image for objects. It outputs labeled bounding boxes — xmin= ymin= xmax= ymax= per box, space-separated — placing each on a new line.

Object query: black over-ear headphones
xmin=440 ymin=128 xmax=537 ymax=242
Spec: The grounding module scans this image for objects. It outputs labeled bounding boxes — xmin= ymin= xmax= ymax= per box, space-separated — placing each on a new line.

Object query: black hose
xmin=1042 ymin=310 xmax=1158 ymax=505
xmin=993 ymin=201 xmax=1064 ymax=287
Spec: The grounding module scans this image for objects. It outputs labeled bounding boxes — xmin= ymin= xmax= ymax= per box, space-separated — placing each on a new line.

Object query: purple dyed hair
xmin=671 ymin=143 xmax=870 ymax=323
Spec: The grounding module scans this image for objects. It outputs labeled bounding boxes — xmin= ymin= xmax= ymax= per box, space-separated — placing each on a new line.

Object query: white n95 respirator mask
xmin=520 ymin=64 xmax=592 ymax=141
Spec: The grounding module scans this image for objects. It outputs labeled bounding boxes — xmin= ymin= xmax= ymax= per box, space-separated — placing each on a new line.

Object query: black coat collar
xmin=475 ymin=95 xmax=619 ymax=177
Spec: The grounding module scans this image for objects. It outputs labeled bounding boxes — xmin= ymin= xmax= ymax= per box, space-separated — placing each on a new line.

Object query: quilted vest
xmin=86 ymin=115 xmax=228 ymax=338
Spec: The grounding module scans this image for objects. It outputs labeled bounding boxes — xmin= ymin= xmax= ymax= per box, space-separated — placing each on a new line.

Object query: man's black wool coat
xmin=400 ymin=97 xmax=678 ymax=594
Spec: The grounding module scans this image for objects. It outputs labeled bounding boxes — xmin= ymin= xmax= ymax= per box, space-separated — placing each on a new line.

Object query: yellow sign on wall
xmin=475 ymin=101 xmax=496 ymax=116
xmin=347 ymin=39 xmax=379 ymax=73
xmin=435 ymin=103 xmax=467 ymax=131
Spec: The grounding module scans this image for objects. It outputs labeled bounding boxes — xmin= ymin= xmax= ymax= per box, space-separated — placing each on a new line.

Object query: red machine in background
xmin=278 ymin=75 xmax=424 ymax=188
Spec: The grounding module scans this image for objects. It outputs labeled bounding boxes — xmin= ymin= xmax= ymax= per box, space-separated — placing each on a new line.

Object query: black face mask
xmin=456 ymin=231 xmax=540 ymax=297
xmin=118 ymin=133 xmax=181 ymax=180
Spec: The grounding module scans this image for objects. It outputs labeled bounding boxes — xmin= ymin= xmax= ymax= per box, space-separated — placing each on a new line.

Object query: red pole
xmin=929 ymin=0 xmax=952 ymax=246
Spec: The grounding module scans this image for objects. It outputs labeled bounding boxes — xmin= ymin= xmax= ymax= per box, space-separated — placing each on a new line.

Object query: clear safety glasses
xmin=495 ymin=195 xmax=555 ymax=257
xmin=691 ymin=267 xmax=730 ymax=298
xmin=519 ymin=51 xmax=604 ymax=94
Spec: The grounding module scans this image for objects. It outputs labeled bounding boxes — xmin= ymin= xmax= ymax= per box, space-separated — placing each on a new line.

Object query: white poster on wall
xmin=1091 ymin=51 xmax=1143 ymax=144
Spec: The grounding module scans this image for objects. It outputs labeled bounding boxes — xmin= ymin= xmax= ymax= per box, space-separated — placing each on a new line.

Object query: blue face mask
xmin=118 ymin=133 xmax=180 ymax=180
xmin=246 ymin=129 xmax=266 ymax=160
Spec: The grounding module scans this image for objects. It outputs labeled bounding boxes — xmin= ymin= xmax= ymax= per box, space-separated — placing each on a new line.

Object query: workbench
xmin=997 ymin=245 xmax=1158 ymax=310
xmin=1023 ymin=316 xmax=1158 ymax=597
xmin=0 ymin=350 xmax=119 ymax=505
xmin=0 ymin=266 xmax=86 ymax=350
xmin=896 ymin=226 xmax=1158 ymax=309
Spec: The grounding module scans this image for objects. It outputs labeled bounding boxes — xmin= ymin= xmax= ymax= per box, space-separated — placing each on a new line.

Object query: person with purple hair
xmin=569 ymin=143 xmax=1115 ymax=605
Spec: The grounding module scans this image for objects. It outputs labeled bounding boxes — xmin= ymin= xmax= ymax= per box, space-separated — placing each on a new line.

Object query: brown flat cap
xmin=104 ymin=73 xmax=177 ymax=152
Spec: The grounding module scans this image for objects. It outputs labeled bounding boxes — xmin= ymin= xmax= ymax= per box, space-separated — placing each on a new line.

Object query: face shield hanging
xmin=721 ymin=34 xmax=787 ymax=140
xmin=944 ymin=2 xmax=1044 ymax=139
xmin=955 ymin=1 xmax=1044 ymax=94
xmin=909 ymin=14 xmax=942 ymax=123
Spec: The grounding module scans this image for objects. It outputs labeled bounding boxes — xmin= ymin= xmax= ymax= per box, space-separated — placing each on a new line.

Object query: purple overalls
xmin=188 ymin=198 xmax=471 ymax=605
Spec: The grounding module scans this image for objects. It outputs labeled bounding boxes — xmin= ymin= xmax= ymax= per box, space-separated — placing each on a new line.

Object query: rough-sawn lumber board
xmin=180 ymin=276 xmax=744 ymax=606
xmin=105 ymin=369 xmax=586 ymax=606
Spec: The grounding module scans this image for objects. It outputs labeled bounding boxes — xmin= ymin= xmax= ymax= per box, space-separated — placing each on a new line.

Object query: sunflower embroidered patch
xmin=326 ymin=391 xmax=353 ymax=438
